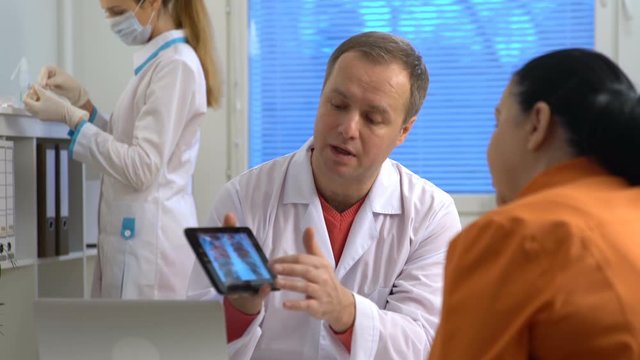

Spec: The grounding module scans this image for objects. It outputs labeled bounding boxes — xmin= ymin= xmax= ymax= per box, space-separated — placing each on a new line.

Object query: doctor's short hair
xmin=322 ymin=31 xmax=429 ymax=124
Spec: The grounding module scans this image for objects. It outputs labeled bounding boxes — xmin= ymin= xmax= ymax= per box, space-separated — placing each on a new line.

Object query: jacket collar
xmin=518 ymin=157 xmax=611 ymax=199
xmin=133 ymin=29 xmax=186 ymax=75
xmin=282 ymin=138 xmax=401 ymax=214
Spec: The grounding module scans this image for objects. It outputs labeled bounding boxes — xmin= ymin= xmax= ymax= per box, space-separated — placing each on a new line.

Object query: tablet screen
xmin=197 ymin=231 xmax=272 ymax=285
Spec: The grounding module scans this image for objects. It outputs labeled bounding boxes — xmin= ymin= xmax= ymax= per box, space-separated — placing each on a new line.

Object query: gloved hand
xmin=23 ymin=85 xmax=88 ymax=129
xmin=38 ymin=65 xmax=89 ymax=107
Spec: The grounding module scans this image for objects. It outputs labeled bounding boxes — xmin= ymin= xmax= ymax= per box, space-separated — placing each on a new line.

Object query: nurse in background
xmin=429 ymin=49 xmax=640 ymax=359
xmin=24 ymin=0 xmax=221 ymax=299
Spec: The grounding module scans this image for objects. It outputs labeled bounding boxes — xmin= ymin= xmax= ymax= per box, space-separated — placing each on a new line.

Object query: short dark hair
xmin=322 ymin=32 xmax=429 ymax=124
xmin=513 ymin=48 xmax=640 ymax=185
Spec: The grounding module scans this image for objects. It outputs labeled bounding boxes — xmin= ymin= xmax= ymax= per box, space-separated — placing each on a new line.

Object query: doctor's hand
xmin=272 ymin=228 xmax=356 ymax=333
xmin=23 ymin=85 xmax=88 ymax=129
xmin=222 ymin=213 xmax=272 ymax=315
xmin=38 ymin=65 xmax=90 ymax=108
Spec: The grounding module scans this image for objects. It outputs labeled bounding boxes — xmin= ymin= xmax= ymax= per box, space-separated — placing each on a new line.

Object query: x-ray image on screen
xmin=198 ymin=232 xmax=271 ymax=285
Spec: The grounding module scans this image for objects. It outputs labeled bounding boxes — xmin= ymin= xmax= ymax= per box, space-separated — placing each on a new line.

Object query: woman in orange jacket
xmin=430 ymin=49 xmax=640 ymax=359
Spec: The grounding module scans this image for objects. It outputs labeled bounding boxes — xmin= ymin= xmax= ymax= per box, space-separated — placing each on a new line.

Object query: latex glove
xmin=38 ymin=65 xmax=89 ymax=107
xmin=23 ymin=85 xmax=88 ymax=129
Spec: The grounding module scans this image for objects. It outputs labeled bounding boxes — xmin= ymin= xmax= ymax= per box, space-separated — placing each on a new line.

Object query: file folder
xmin=0 ymin=195 xmax=10 ymax=261
xmin=5 ymin=140 xmax=15 ymax=258
xmin=56 ymin=144 xmax=70 ymax=256
xmin=0 ymin=142 xmax=6 ymax=239
xmin=6 ymin=172 xmax=14 ymax=237
xmin=0 ymin=197 xmax=5 ymax=261
xmin=0 ymin=240 xmax=6 ymax=262
xmin=37 ymin=142 xmax=57 ymax=258
xmin=0 ymin=203 xmax=6 ymax=239
xmin=0 ymin=140 xmax=7 ymax=261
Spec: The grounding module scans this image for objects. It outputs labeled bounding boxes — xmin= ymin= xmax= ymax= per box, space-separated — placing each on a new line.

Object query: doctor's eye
xmin=329 ymin=100 xmax=347 ymax=111
xmin=104 ymin=7 xmax=127 ymax=17
xmin=364 ymin=113 xmax=383 ymax=125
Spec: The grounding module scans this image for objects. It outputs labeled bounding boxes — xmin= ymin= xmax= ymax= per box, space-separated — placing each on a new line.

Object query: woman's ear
xmin=526 ymin=101 xmax=553 ymax=151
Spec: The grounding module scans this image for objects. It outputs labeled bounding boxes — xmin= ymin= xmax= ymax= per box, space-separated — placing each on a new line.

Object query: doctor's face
xmin=312 ymin=51 xmax=414 ymax=186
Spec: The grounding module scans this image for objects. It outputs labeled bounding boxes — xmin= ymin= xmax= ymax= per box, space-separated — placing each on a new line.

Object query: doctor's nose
xmin=338 ymin=112 xmax=360 ymax=139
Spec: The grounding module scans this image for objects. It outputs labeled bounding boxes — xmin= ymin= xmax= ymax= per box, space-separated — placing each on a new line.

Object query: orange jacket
xmin=430 ymin=158 xmax=640 ymax=359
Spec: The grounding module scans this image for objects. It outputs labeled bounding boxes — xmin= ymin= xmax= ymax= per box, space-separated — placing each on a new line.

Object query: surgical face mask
xmin=107 ymin=1 xmax=156 ymax=46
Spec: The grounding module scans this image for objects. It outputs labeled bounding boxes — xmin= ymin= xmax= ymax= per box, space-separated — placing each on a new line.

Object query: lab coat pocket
xmin=365 ymin=287 xmax=391 ymax=309
xmin=101 ymin=200 xmax=160 ymax=298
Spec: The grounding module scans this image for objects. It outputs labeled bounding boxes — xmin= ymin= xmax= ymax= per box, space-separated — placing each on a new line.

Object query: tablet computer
xmin=184 ymin=227 xmax=276 ymax=294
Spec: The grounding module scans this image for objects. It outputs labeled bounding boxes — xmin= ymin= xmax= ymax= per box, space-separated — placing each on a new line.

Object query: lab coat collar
xmin=282 ymin=138 xmax=402 ymax=215
xmin=133 ymin=29 xmax=186 ymax=74
xmin=282 ymin=138 xmax=318 ymax=205
xmin=368 ymin=158 xmax=402 ymax=215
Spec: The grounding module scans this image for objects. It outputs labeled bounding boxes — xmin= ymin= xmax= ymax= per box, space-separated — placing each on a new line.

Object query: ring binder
xmin=56 ymin=144 xmax=70 ymax=256
xmin=37 ymin=142 xmax=57 ymax=258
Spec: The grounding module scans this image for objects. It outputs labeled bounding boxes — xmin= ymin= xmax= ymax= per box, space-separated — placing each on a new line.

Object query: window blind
xmin=249 ymin=0 xmax=594 ymax=193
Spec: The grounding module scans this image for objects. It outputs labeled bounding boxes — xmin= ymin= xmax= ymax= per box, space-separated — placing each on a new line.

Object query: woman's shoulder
xmin=153 ymin=42 xmax=202 ymax=75
xmin=457 ymin=190 xmax=595 ymax=256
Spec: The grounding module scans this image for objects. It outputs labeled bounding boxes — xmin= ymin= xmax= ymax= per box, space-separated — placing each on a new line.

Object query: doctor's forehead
xmin=100 ymin=0 xmax=137 ymax=11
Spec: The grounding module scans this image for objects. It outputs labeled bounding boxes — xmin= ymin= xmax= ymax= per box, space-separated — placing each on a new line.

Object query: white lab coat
xmin=71 ymin=30 xmax=207 ymax=298
xmin=188 ymin=139 xmax=462 ymax=359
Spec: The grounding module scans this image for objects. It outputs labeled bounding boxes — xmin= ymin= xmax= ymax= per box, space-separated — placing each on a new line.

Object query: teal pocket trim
xmin=121 ymin=217 xmax=136 ymax=240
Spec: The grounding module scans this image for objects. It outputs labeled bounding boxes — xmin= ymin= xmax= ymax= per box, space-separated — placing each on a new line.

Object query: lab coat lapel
xmin=282 ymin=138 xmax=336 ymax=267
xmin=334 ymin=203 xmax=378 ymax=279
xmin=301 ymin=199 xmax=335 ymax=268
xmin=335 ymin=160 xmax=401 ymax=279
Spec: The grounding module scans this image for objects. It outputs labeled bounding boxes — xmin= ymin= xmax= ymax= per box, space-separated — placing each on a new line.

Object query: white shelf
xmin=0 ymin=106 xmax=30 ymax=116
xmin=0 ymin=257 xmax=36 ymax=270
xmin=36 ymin=251 xmax=85 ymax=265
xmin=1 ymin=250 xmax=89 ymax=269
xmin=0 ymin=120 xmax=96 ymax=294
xmin=0 ymin=102 xmax=98 ymax=360
xmin=0 ymin=112 xmax=69 ymax=139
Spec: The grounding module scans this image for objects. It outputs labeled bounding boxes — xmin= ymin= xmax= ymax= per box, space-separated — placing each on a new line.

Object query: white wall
xmin=192 ymin=1 xmax=233 ymax=224
xmin=596 ymin=0 xmax=640 ymax=87
xmin=616 ymin=0 xmax=640 ymax=88
xmin=0 ymin=0 xmax=58 ymax=106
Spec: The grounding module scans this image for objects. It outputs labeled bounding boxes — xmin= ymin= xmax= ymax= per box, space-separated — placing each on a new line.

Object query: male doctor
xmin=188 ymin=31 xmax=461 ymax=360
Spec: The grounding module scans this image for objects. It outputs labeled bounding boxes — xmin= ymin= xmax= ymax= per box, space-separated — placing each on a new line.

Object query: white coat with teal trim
xmin=188 ymin=139 xmax=462 ymax=360
xmin=71 ymin=29 xmax=206 ymax=299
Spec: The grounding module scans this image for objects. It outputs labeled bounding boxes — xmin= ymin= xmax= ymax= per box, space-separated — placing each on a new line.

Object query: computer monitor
xmin=33 ymin=299 xmax=228 ymax=360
